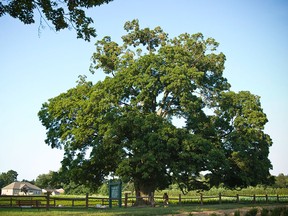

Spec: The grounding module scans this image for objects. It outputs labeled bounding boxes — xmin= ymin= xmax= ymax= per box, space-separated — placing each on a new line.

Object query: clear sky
xmin=0 ymin=0 xmax=287 ymax=181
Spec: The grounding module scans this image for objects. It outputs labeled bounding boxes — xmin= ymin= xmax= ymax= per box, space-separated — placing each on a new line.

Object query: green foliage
xmin=269 ymin=207 xmax=288 ymax=216
xmin=20 ymin=179 xmax=36 ymax=185
xmin=63 ymin=182 xmax=92 ymax=195
xmin=283 ymin=207 xmax=288 ymax=216
xmin=0 ymin=170 xmax=18 ymax=191
xmin=35 ymin=171 xmax=58 ymax=189
xmin=0 ymin=0 xmax=113 ymax=41
xmin=208 ymin=91 xmax=273 ymax=188
xmin=35 ymin=170 xmax=98 ymax=195
xmin=97 ymin=182 xmax=109 ymax=196
xmin=244 ymin=208 xmax=258 ymax=216
xmin=234 ymin=210 xmax=240 ymax=216
xmin=38 ymin=20 xmax=273 ymax=198
xmin=274 ymin=173 xmax=288 ymax=188
xmin=261 ymin=208 xmax=270 ymax=216
xmin=157 ymin=184 xmax=288 ymax=198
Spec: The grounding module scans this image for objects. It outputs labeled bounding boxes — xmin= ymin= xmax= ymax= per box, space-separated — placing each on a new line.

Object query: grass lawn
xmin=0 ymin=203 xmax=287 ymax=216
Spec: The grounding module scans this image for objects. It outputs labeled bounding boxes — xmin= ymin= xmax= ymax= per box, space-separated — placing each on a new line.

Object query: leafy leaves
xmin=1 ymin=0 xmax=114 ymax=41
xmin=39 ymin=20 xmax=273 ymax=195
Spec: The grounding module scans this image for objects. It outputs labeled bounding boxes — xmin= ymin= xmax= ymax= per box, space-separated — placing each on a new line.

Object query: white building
xmin=42 ymin=188 xmax=65 ymax=195
xmin=1 ymin=182 xmax=42 ymax=195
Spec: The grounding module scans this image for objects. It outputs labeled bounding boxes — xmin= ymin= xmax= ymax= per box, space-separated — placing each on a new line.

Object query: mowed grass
xmin=0 ymin=203 xmax=287 ymax=216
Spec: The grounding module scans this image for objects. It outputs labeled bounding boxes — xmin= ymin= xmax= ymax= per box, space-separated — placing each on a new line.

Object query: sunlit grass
xmin=0 ymin=203 xmax=287 ymax=216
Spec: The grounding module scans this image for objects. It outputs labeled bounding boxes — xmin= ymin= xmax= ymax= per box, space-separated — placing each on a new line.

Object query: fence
xmin=162 ymin=193 xmax=288 ymax=205
xmin=0 ymin=194 xmax=113 ymax=209
xmin=0 ymin=193 xmax=287 ymax=209
xmin=124 ymin=193 xmax=288 ymax=207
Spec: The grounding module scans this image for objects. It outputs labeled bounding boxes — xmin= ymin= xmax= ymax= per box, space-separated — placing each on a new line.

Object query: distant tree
xmin=97 ymin=182 xmax=109 ymax=196
xmin=0 ymin=170 xmax=18 ymax=194
xmin=0 ymin=0 xmax=114 ymax=41
xmin=35 ymin=170 xmax=60 ymax=189
xmin=21 ymin=179 xmax=35 ymax=185
xmin=38 ymin=20 xmax=273 ymax=204
xmin=63 ymin=181 xmax=92 ymax=195
xmin=0 ymin=170 xmax=18 ymax=186
xmin=274 ymin=173 xmax=288 ymax=188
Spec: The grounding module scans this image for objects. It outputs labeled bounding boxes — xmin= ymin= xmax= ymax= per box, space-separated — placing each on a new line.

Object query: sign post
xmin=109 ymin=180 xmax=122 ymax=208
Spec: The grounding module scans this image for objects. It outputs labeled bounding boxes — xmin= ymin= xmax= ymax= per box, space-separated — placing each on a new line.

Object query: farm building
xmin=1 ymin=182 xmax=41 ymax=195
xmin=42 ymin=188 xmax=65 ymax=195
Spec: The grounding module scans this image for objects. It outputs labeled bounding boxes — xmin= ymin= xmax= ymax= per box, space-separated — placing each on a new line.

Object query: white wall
xmin=1 ymin=189 xmax=41 ymax=195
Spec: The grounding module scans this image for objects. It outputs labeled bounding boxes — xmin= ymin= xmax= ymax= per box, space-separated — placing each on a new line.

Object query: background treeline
xmin=1 ymin=170 xmax=288 ymax=196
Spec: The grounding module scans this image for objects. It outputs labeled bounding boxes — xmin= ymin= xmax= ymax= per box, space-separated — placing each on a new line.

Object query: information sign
xmin=108 ymin=180 xmax=122 ymax=208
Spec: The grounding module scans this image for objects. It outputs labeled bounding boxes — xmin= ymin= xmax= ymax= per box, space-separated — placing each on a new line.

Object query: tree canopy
xmin=0 ymin=170 xmax=18 ymax=194
xmin=38 ymin=20 xmax=273 ymax=201
xmin=274 ymin=173 xmax=288 ymax=188
xmin=35 ymin=170 xmax=58 ymax=189
xmin=0 ymin=0 xmax=113 ymax=41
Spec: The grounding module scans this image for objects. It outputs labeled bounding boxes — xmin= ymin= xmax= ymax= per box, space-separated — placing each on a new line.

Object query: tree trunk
xmin=134 ymin=182 xmax=155 ymax=206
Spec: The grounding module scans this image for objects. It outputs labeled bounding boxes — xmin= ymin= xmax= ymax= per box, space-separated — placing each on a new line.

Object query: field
xmin=1 ymin=186 xmax=288 ymax=215
xmin=1 ymin=193 xmax=288 ymax=209
xmin=0 ymin=203 xmax=288 ymax=215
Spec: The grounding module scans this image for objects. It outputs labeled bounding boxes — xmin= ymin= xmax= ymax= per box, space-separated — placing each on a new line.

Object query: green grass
xmin=0 ymin=203 xmax=287 ymax=216
xmin=1 ymin=193 xmax=287 ymax=209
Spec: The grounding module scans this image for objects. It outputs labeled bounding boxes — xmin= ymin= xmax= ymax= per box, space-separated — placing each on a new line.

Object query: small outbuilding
xmin=42 ymin=188 xmax=65 ymax=195
xmin=1 ymin=182 xmax=42 ymax=195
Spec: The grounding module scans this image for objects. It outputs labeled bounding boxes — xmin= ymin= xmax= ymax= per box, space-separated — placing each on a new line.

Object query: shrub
xmin=270 ymin=207 xmax=288 ymax=216
xmin=234 ymin=210 xmax=241 ymax=216
xmin=283 ymin=207 xmax=288 ymax=216
xmin=244 ymin=208 xmax=258 ymax=216
xmin=261 ymin=208 xmax=270 ymax=216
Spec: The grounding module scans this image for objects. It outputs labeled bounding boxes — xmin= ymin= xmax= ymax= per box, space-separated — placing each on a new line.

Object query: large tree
xmin=38 ymin=20 xmax=273 ymax=202
xmin=0 ymin=0 xmax=113 ymax=41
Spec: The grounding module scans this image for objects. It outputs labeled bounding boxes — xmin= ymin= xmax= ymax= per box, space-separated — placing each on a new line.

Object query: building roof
xmin=2 ymin=182 xmax=41 ymax=191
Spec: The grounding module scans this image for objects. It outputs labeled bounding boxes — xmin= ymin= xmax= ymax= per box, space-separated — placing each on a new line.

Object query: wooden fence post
xmin=277 ymin=194 xmax=279 ymax=202
xmin=236 ymin=194 xmax=239 ymax=203
xmin=265 ymin=194 xmax=268 ymax=203
xmin=124 ymin=193 xmax=128 ymax=208
xmin=46 ymin=193 xmax=50 ymax=210
xmin=253 ymin=194 xmax=256 ymax=203
xmin=200 ymin=193 xmax=203 ymax=205
xmin=10 ymin=197 xmax=12 ymax=207
xmin=219 ymin=193 xmax=222 ymax=204
xmin=178 ymin=194 xmax=181 ymax=205
xmin=86 ymin=193 xmax=89 ymax=208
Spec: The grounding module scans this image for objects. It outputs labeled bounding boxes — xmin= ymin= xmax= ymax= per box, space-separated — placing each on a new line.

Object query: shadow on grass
xmin=0 ymin=203 xmax=287 ymax=215
xmin=0 ymin=206 xmax=201 ymax=216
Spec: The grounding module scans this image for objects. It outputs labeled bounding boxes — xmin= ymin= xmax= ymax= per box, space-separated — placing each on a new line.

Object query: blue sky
xmin=0 ymin=0 xmax=287 ymax=181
